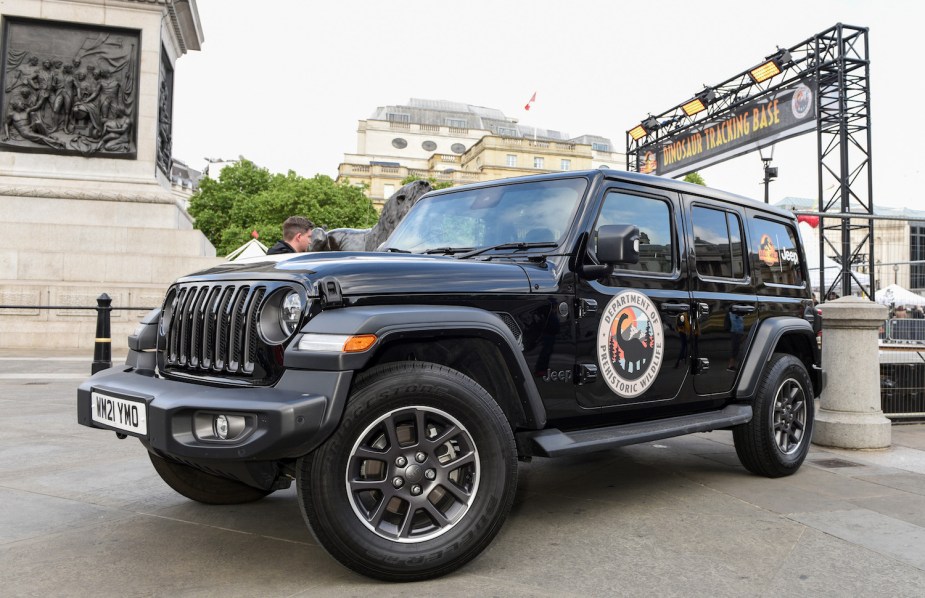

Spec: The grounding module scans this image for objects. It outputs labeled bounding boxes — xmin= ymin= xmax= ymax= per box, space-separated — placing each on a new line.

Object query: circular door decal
xmin=597 ymin=291 xmax=664 ymax=398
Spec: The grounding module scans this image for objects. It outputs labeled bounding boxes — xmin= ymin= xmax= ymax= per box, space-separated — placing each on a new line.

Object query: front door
xmin=685 ymin=199 xmax=757 ymax=395
xmin=575 ymin=183 xmax=692 ymax=409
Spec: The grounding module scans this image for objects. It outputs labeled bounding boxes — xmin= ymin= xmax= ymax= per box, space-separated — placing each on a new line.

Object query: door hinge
xmin=576 ymin=363 xmax=598 ymax=385
xmin=577 ymin=298 xmax=598 ymax=319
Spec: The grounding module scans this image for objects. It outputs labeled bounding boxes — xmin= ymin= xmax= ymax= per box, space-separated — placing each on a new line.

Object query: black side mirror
xmin=596 ymin=224 xmax=640 ymax=265
xmin=576 ymin=224 xmax=640 ymax=280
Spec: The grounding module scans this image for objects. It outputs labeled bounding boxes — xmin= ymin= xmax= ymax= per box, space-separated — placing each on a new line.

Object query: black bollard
xmin=92 ymin=293 xmax=112 ymax=374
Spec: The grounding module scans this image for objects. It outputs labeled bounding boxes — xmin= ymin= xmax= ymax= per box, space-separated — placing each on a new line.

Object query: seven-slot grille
xmin=163 ymin=283 xmax=270 ymax=376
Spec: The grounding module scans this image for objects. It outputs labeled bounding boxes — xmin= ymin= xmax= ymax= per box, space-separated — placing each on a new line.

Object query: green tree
xmin=683 ymin=172 xmax=706 ymax=186
xmin=188 ymin=159 xmax=378 ymax=255
xmin=400 ymin=174 xmax=453 ymax=190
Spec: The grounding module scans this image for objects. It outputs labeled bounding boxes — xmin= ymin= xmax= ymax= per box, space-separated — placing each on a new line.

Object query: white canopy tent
xmin=225 ymin=238 xmax=268 ymax=261
xmin=874 ymin=283 xmax=925 ymax=307
xmin=797 ymin=221 xmax=870 ymax=293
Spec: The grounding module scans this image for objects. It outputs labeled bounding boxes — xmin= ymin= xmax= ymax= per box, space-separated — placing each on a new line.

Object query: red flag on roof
xmin=524 ymin=92 xmax=536 ymax=111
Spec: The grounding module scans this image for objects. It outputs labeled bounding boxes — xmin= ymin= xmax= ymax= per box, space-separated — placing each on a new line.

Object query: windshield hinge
xmin=317 ymin=276 xmax=345 ymax=308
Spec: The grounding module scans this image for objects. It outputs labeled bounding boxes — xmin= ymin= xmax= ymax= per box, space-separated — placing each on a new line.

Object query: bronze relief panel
xmin=1 ymin=17 xmax=139 ymax=159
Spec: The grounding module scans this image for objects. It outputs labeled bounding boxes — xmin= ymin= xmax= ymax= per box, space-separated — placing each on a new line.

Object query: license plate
xmin=90 ymin=391 xmax=148 ymax=436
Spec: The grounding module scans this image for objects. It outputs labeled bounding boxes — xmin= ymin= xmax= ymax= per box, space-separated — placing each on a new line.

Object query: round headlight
xmin=280 ymin=291 xmax=303 ymax=336
xmin=258 ymin=288 xmax=306 ymax=345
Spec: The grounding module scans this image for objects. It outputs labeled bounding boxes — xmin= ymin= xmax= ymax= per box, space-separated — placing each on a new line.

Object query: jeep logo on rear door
xmin=597 ymin=291 xmax=664 ymax=399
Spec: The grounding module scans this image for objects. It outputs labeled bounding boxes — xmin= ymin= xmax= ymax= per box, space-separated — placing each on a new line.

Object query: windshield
xmin=385 ymin=177 xmax=589 ymax=254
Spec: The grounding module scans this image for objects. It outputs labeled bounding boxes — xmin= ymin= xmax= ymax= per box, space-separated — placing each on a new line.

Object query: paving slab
xmin=788 ymin=508 xmax=925 ymax=570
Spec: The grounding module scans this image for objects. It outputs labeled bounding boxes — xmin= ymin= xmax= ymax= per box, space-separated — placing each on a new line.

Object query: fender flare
xmin=735 ymin=317 xmax=821 ymax=400
xmin=284 ymin=305 xmax=547 ymax=429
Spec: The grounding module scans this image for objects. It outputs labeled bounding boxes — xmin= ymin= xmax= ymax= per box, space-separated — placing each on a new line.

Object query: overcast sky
xmin=172 ymin=0 xmax=922 ymax=209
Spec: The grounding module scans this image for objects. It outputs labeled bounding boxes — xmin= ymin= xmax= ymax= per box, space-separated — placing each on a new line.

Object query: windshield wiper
xmin=458 ymin=242 xmax=559 ymax=260
xmin=421 ymin=247 xmax=475 ymax=255
xmin=382 ymin=247 xmax=411 ymax=253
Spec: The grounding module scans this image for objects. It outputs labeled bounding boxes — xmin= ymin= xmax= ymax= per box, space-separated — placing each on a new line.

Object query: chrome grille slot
xmin=188 ymin=286 xmax=210 ymax=368
xmin=227 ymin=286 xmax=251 ymax=372
xmin=213 ymin=286 xmax=235 ymax=371
xmin=200 ymin=286 xmax=222 ymax=369
xmin=177 ymin=286 xmax=199 ymax=366
xmin=243 ymin=287 xmax=266 ymax=374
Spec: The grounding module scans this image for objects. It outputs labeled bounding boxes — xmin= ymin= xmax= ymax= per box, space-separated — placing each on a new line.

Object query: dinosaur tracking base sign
xmin=638 ymin=80 xmax=816 ymax=177
xmin=597 ymin=291 xmax=664 ymax=398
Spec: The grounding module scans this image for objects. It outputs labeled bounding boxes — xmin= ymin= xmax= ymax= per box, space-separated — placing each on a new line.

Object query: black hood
xmin=178 ymin=251 xmax=539 ymax=296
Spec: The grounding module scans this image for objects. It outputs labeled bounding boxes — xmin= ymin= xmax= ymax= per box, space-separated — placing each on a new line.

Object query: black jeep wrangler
xmin=78 ymin=170 xmax=824 ymax=581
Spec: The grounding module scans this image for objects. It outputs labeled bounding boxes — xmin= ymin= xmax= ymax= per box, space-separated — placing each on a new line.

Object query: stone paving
xmin=1 ymin=354 xmax=923 ymax=597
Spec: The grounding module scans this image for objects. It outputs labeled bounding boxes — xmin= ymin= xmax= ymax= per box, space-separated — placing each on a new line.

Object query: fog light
xmin=214 ymin=414 xmax=229 ymax=439
xmin=197 ymin=413 xmax=249 ymax=441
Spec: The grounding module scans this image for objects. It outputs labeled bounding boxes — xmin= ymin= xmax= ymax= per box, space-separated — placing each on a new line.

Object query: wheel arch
xmin=735 ymin=317 xmax=822 ymax=401
xmin=284 ymin=305 xmax=546 ymax=431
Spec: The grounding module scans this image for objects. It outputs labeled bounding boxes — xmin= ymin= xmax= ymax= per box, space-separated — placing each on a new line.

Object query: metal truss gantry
xmin=626 ymin=23 xmax=872 ymax=301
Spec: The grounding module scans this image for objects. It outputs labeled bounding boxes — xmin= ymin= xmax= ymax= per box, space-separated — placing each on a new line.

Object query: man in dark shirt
xmin=267 ymin=216 xmax=314 ymax=255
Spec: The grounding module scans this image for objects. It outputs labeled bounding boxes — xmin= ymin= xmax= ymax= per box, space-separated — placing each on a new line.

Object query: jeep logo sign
xmin=597 ymin=291 xmax=664 ymax=398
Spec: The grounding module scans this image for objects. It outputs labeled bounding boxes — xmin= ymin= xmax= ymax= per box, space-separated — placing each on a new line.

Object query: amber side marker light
xmin=344 ymin=334 xmax=377 ymax=353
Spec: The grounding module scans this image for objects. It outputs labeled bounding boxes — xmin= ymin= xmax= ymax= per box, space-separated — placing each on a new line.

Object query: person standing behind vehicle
xmin=267 ymin=216 xmax=314 ymax=255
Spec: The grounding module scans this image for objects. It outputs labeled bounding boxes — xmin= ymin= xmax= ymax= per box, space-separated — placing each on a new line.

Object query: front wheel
xmin=733 ymin=353 xmax=814 ymax=477
xmin=297 ymin=361 xmax=518 ymax=581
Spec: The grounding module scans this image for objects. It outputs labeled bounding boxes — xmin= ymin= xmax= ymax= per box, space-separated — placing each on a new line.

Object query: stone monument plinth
xmin=0 ymin=0 xmax=222 ymax=349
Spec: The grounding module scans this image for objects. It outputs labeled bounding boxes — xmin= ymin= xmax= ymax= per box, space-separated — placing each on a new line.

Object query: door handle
xmin=660 ymin=303 xmax=689 ymax=314
xmin=731 ymin=304 xmax=756 ymax=314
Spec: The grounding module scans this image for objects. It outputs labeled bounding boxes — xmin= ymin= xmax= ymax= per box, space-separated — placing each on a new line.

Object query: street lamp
xmin=759 ymin=145 xmax=777 ymax=204
xmin=894 ymin=263 xmax=899 ymax=285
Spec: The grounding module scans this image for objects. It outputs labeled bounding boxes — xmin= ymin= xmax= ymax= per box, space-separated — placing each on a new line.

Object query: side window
xmin=692 ymin=206 xmax=745 ymax=279
xmin=594 ymin=191 xmax=673 ymax=276
xmin=749 ymin=217 xmax=804 ymax=286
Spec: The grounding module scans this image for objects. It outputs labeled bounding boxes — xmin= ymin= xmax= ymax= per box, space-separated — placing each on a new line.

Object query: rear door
xmin=684 ymin=198 xmax=757 ymax=395
xmin=574 ymin=182 xmax=692 ymax=408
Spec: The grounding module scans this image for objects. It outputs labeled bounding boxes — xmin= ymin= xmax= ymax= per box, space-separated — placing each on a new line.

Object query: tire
xmin=733 ymin=353 xmax=814 ymax=478
xmin=297 ymin=361 xmax=518 ymax=582
xmin=148 ymin=451 xmax=273 ymax=505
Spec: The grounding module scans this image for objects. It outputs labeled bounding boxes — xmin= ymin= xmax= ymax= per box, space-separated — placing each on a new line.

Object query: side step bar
xmin=519 ymin=404 xmax=752 ymax=458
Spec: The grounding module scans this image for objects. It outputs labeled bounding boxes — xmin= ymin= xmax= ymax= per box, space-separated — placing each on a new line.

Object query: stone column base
xmin=814 ymin=408 xmax=892 ymax=449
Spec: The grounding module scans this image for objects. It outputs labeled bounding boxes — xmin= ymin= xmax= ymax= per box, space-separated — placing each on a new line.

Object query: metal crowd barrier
xmin=879 ymin=349 xmax=925 ymax=420
xmin=881 ymin=318 xmax=925 ymax=343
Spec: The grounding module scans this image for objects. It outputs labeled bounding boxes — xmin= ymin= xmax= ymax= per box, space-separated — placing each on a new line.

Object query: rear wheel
xmin=297 ymin=361 xmax=518 ymax=581
xmin=734 ymin=353 xmax=814 ymax=477
xmin=148 ymin=452 xmax=273 ymax=505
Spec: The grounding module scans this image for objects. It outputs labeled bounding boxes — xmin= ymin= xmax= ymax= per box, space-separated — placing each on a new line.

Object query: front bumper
xmin=77 ymin=364 xmax=353 ymax=462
